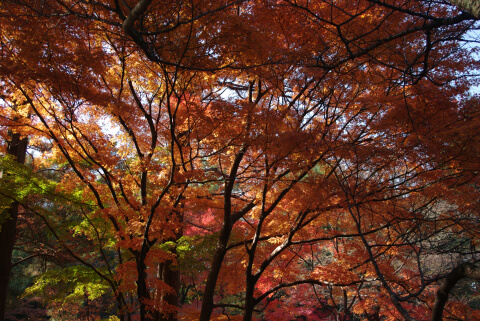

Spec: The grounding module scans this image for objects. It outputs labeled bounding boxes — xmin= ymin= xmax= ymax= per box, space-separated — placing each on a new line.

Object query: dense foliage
xmin=1 ymin=0 xmax=480 ymax=320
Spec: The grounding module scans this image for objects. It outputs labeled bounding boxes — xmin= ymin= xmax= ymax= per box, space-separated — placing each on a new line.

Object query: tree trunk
xmin=431 ymin=262 xmax=480 ymax=321
xmin=243 ymin=274 xmax=256 ymax=321
xmin=136 ymin=249 xmax=153 ymax=321
xmin=199 ymin=225 xmax=232 ymax=321
xmin=154 ymin=260 xmax=180 ymax=321
xmin=0 ymin=132 xmax=28 ymax=320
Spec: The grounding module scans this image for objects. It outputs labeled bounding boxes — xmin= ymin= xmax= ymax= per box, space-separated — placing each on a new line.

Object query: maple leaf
xmin=1 ymin=1 xmax=480 ymax=321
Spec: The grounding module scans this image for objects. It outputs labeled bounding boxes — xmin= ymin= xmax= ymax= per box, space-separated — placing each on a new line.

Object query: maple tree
xmin=1 ymin=0 xmax=480 ymax=321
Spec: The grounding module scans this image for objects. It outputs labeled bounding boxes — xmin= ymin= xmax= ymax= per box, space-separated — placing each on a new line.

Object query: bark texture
xmin=0 ymin=132 xmax=28 ymax=320
xmin=431 ymin=262 xmax=480 ymax=321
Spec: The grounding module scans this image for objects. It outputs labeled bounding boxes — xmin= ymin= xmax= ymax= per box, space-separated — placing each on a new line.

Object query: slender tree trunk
xmin=200 ymin=145 xmax=248 ymax=321
xmin=199 ymin=225 xmax=232 ymax=321
xmin=136 ymin=249 xmax=154 ymax=321
xmin=115 ymin=293 xmax=129 ymax=321
xmin=243 ymin=275 xmax=256 ymax=321
xmin=154 ymin=259 xmax=180 ymax=321
xmin=0 ymin=132 xmax=28 ymax=320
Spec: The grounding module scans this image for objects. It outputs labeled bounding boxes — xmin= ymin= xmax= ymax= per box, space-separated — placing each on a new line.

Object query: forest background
xmin=1 ymin=0 xmax=480 ymax=320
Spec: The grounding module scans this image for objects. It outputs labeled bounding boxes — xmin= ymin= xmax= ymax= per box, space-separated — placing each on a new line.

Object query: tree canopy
xmin=1 ymin=0 xmax=480 ymax=320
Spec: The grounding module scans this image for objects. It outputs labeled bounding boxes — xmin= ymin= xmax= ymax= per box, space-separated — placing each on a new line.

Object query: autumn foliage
xmin=1 ymin=0 xmax=480 ymax=320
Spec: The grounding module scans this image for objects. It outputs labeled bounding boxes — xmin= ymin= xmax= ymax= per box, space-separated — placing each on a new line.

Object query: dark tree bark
xmin=154 ymin=259 xmax=180 ymax=321
xmin=0 ymin=132 xmax=28 ymax=321
xmin=431 ymin=262 xmax=480 ymax=321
